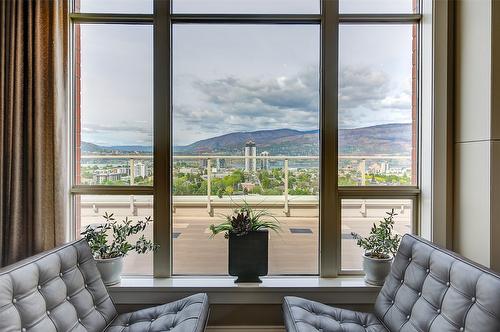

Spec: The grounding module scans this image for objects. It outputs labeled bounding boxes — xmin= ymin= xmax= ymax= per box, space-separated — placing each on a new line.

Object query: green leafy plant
xmin=209 ymin=200 xmax=281 ymax=238
xmin=351 ymin=209 xmax=401 ymax=259
xmin=81 ymin=212 xmax=159 ymax=259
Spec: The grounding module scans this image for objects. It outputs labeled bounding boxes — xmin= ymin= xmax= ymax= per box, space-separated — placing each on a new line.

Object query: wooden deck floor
xmin=81 ymin=213 xmax=411 ymax=276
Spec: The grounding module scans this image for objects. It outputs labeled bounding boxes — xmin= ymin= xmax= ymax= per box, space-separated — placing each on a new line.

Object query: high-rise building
xmin=244 ymin=140 xmax=257 ymax=172
xmin=134 ymin=162 xmax=147 ymax=178
xmin=199 ymin=159 xmax=208 ymax=168
xmin=216 ymin=158 xmax=225 ymax=172
xmin=380 ymin=161 xmax=389 ymax=174
xmin=260 ymin=151 xmax=270 ymax=170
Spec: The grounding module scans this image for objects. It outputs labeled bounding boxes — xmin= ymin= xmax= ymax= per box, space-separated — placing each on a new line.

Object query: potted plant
xmin=81 ymin=212 xmax=158 ymax=286
xmin=210 ymin=201 xmax=280 ymax=283
xmin=351 ymin=209 xmax=401 ymax=286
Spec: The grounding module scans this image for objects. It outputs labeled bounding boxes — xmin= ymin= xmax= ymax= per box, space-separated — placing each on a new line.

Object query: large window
xmin=172 ymin=0 xmax=320 ymax=14
xmin=75 ymin=24 xmax=153 ymax=187
xmin=339 ymin=0 xmax=417 ymax=13
xmin=76 ymin=195 xmax=154 ymax=274
xmin=172 ymin=24 xmax=320 ymax=275
xmin=339 ymin=24 xmax=417 ymax=187
xmin=70 ymin=1 xmax=421 ymax=277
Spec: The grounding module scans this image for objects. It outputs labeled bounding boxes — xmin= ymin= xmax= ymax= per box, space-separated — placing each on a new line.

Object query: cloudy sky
xmin=79 ymin=0 xmax=413 ymax=146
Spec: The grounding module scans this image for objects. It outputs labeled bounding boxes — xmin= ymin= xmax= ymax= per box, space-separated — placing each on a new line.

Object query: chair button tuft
xmin=408 ymin=257 xmax=412 ymax=262
xmin=406 ymin=315 xmax=410 ymax=320
xmin=66 ymin=296 xmax=71 ymax=301
xmin=37 ymin=285 xmax=42 ymax=290
xmin=151 ymin=318 xmax=155 ymax=322
xmin=471 ymin=297 xmax=476 ymax=303
xmin=436 ymin=309 xmax=441 ymax=314
xmin=400 ymin=279 xmax=404 ymax=284
xmin=446 ymin=282 xmax=450 ymax=287
xmin=426 ymin=268 xmax=430 ymax=273
xmin=78 ymin=318 xmax=82 ymax=323
xmin=59 ymin=272 xmax=63 ymax=277
xmin=418 ymin=292 xmax=421 ymax=297
xmin=47 ymin=310 xmax=50 ymax=315
xmin=21 ymin=328 xmax=26 ymax=332
xmin=459 ymin=327 xmax=464 ymax=332
xmin=12 ymin=298 xmax=16 ymax=304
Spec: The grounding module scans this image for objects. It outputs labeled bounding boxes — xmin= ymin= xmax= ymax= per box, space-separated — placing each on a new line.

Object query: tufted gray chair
xmin=283 ymin=234 xmax=500 ymax=332
xmin=0 ymin=239 xmax=209 ymax=332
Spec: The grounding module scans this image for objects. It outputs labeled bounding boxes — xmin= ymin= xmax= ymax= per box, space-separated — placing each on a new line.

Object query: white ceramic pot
xmin=95 ymin=256 xmax=124 ymax=286
xmin=362 ymin=253 xmax=393 ymax=286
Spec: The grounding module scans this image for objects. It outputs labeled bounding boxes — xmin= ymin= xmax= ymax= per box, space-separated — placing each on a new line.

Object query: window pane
xmin=77 ymin=195 xmax=154 ymax=276
xmin=341 ymin=199 xmax=412 ymax=270
xmin=340 ymin=0 xmax=417 ymax=14
xmin=75 ymin=0 xmax=153 ymax=14
xmin=172 ymin=0 xmax=320 ymax=14
xmin=172 ymin=24 xmax=320 ymax=275
xmin=338 ymin=25 xmax=417 ymax=186
xmin=75 ymin=24 xmax=153 ymax=186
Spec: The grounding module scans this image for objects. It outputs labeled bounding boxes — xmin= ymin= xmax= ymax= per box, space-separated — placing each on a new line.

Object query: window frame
xmin=69 ymin=0 xmax=423 ymax=278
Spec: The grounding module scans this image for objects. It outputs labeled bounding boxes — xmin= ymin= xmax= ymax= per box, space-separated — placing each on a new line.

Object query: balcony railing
xmin=78 ymin=153 xmax=413 ymax=274
xmin=80 ymin=154 xmax=411 ymax=215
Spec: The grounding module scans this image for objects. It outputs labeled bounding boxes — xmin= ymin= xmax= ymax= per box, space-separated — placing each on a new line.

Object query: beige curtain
xmin=0 ymin=0 xmax=68 ymax=266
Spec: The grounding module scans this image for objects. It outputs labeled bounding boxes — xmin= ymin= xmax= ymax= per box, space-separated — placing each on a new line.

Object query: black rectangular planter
xmin=229 ymin=230 xmax=268 ymax=283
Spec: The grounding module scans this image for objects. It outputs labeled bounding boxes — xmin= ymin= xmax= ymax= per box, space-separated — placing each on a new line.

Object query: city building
xmin=380 ymin=161 xmax=389 ymax=174
xmin=240 ymin=182 xmax=256 ymax=192
xmin=92 ymin=168 xmax=128 ymax=184
xmin=216 ymin=158 xmax=225 ymax=171
xmin=134 ymin=162 xmax=147 ymax=178
xmin=260 ymin=151 xmax=270 ymax=170
xmin=199 ymin=159 xmax=208 ymax=168
xmin=244 ymin=140 xmax=257 ymax=173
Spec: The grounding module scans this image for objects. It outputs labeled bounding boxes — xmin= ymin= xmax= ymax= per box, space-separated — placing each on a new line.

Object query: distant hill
xmin=339 ymin=123 xmax=412 ymax=155
xmin=109 ymin=145 xmax=153 ymax=153
xmin=81 ymin=123 xmax=412 ymax=156
xmin=80 ymin=142 xmax=151 ymax=154
xmin=81 ymin=141 xmax=113 ymax=154
xmin=175 ymin=128 xmax=305 ymax=154
xmin=175 ymin=123 xmax=412 ymax=156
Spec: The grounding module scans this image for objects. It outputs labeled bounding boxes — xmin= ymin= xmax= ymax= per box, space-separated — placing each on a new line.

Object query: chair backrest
xmin=0 ymin=239 xmax=117 ymax=332
xmin=374 ymin=234 xmax=500 ymax=332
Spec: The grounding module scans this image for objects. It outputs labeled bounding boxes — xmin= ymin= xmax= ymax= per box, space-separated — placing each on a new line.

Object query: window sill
xmin=108 ymin=276 xmax=381 ymax=305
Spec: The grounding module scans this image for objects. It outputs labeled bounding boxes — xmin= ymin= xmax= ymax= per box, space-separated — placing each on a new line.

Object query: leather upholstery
xmin=0 ymin=240 xmax=117 ymax=332
xmin=374 ymin=234 xmax=500 ymax=332
xmin=0 ymin=239 xmax=209 ymax=332
xmin=106 ymin=293 xmax=209 ymax=332
xmin=283 ymin=296 xmax=387 ymax=332
xmin=283 ymin=234 xmax=500 ymax=332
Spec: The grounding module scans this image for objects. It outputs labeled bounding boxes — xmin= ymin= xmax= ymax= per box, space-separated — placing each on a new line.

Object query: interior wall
xmin=453 ymin=0 xmax=500 ymax=271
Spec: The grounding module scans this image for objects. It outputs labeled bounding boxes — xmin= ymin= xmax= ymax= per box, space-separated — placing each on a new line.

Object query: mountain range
xmin=80 ymin=142 xmax=153 ymax=154
xmin=81 ymin=123 xmax=412 ymax=156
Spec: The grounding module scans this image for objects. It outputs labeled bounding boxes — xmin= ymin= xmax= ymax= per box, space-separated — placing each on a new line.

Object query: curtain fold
xmin=0 ymin=0 xmax=68 ymax=266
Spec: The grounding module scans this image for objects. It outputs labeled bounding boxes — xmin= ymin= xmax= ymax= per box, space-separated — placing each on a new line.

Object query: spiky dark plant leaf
xmin=230 ymin=211 xmax=252 ymax=236
xmin=209 ymin=198 xmax=281 ymax=238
